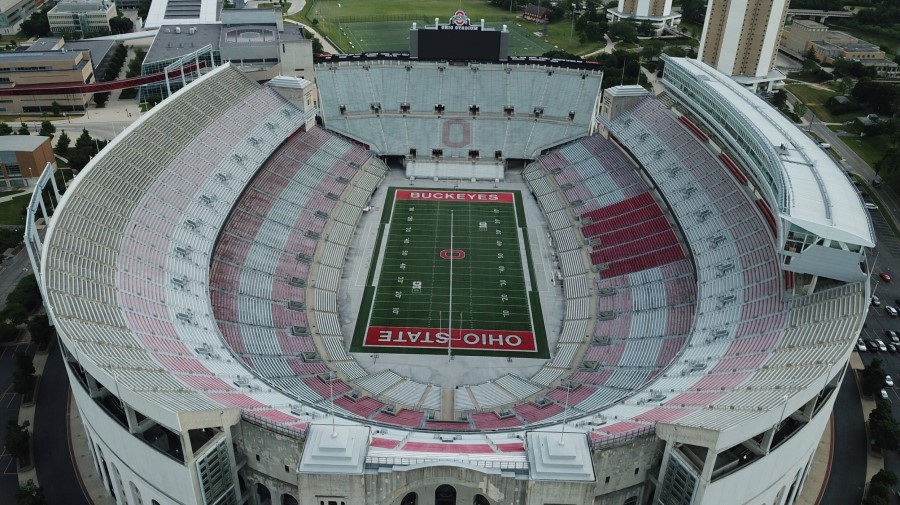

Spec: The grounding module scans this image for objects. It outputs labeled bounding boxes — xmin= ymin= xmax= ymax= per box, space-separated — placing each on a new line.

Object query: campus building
xmin=0 ymin=0 xmax=38 ymax=35
xmin=0 ymin=49 xmax=96 ymax=114
xmin=47 ymin=0 xmax=117 ymax=34
xmin=606 ymin=0 xmax=680 ymax=34
xmin=698 ymin=0 xmax=790 ymax=91
xmin=781 ymin=20 xmax=899 ymax=78
xmin=0 ymin=135 xmax=54 ymax=188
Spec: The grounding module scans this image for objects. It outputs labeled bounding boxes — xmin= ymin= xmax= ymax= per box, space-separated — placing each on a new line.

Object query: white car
xmin=858 ymin=339 xmax=867 ymax=352
xmin=877 ymin=339 xmax=888 ymax=352
xmin=887 ymin=306 xmax=898 ymax=317
xmin=865 ymin=202 xmax=879 ymax=210
xmin=873 ymin=296 xmax=882 ymax=307
xmin=881 ymin=389 xmax=890 ymax=400
xmin=887 ymin=375 xmax=894 ymax=387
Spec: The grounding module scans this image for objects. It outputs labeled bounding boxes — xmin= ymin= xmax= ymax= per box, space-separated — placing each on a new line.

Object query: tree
xmin=20 ymin=8 xmax=51 ymax=38
xmin=12 ymin=352 xmax=35 ymax=396
xmin=636 ymin=19 xmax=655 ymax=37
xmin=862 ymin=358 xmax=887 ymax=396
xmin=27 ymin=314 xmax=53 ymax=348
xmin=865 ymin=469 xmax=898 ymax=504
xmin=38 ymin=120 xmax=55 ymax=139
xmin=16 ymin=479 xmax=46 ymax=505
xmin=793 ymin=102 xmax=807 ymax=118
xmin=17 ymin=123 xmax=29 ymax=135
xmin=0 ymin=122 xmax=11 ymax=136
xmin=853 ymin=79 xmax=900 ymax=116
xmin=0 ymin=322 xmax=18 ymax=343
xmin=679 ymin=0 xmax=705 ymax=23
xmin=309 ymin=34 xmax=324 ymax=55
xmin=109 ymin=15 xmax=133 ymax=34
xmin=608 ymin=21 xmax=638 ymax=43
xmin=5 ymin=420 xmax=30 ymax=463
xmin=870 ymin=400 xmax=900 ymax=451
xmin=55 ymin=131 xmax=70 ymax=156
xmin=50 ymin=101 xmax=61 ymax=116
xmin=137 ymin=0 xmax=151 ymax=20
xmin=93 ymin=91 xmax=110 ymax=108
xmin=541 ymin=50 xmax=581 ymax=60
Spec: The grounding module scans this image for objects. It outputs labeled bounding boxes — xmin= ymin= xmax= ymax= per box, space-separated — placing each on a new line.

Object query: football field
xmin=351 ymin=188 xmax=548 ymax=358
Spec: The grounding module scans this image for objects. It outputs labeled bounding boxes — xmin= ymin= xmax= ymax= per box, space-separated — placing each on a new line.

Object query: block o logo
xmin=440 ymin=249 xmax=465 ymax=260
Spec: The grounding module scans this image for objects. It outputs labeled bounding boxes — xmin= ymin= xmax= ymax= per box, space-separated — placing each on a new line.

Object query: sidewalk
xmin=284 ymin=18 xmax=339 ymax=53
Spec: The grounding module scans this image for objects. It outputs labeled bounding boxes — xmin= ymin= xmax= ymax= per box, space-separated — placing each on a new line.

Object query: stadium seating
xmin=316 ymin=60 xmax=602 ymax=159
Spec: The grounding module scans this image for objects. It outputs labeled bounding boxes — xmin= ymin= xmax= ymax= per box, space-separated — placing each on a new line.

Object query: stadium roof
xmin=663 ymin=57 xmax=874 ymax=247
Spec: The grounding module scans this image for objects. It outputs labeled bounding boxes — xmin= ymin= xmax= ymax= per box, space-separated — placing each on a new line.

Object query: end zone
xmin=364 ymin=326 xmax=538 ymax=352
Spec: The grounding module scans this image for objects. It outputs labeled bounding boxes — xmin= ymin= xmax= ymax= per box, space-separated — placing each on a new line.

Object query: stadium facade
xmin=27 ymin=54 xmax=871 ymax=505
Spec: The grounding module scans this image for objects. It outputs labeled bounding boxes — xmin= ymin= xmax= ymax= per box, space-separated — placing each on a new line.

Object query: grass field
xmin=332 ymin=20 xmax=555 ymax=55
xmin=302 ymin=0 xmax=587 ymax=54
xmin=352 ymin=188 xmax=548 ymax=358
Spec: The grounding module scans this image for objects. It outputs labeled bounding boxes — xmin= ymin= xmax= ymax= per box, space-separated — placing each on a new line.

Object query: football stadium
xmin=25 ymin=12 xmax=873 ymax=505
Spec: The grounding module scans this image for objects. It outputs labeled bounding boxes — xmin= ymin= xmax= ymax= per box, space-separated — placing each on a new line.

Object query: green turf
xmin=301 ymin=0 xmax=585 ymax=54
xmin=352 ymin=187 xmax=548 ymax=358
xmin=329 ymin=20 xmax=555 ymax=55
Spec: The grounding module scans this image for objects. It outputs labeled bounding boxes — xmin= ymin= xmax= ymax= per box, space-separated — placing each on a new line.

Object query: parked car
xmin=887 ymin=331 xmax=900 ymax=345
xmin=887 ymin=306 xmax=898 ymax=317
xmin=866 ymin=202 xmax=879 ymax=210
xmin=868 ymin=340 xmax=881 ymax=352
xmin=887 ymin=375 xmax=895 ymax=387
xmin=873 ymin=296 xmax=882 ymax=307
xmin=881 ymin=389 xmax=890 ymax=400
xmin=877 ymin=339 xmax=888 ymax=352
xmin=888 ymin=344 xmax=897 ymax=353
xmin=858 ymin=339 xmax=868 ymax=352
xmin=882 ymin=272 xmax=892 ymax=282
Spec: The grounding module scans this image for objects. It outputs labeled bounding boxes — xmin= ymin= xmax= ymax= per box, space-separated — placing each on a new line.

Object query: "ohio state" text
xmin=364 ymin=326 xmax=536 ymax=352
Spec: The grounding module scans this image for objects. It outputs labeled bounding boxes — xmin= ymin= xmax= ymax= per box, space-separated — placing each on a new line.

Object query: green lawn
xmin=841 ymin=134 xmax=893 ymax=167
xmin=785 ymin=83 xmax=867 ymax=124
xmin=332 ymin=19 xmax=555 ymax=55
xmin=352 ymin=188 xmax=547 ymax=358
xmin=298 ymin=0 xmax=603 ymax=54
xmin=0 ymin=194 xmax=30 ymax=227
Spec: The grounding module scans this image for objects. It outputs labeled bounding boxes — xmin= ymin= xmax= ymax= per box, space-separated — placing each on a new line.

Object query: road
xmin=33 ymin=345 xmax=90 ymax=505
xmin=0 ymin=251 xmax=33 ymax=313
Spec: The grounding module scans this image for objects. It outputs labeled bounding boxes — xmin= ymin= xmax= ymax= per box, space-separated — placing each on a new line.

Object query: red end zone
xmin=395 ymin=190 xmax=514 ymax=203
xmin=365 ymin=326 xmax=537 ymax=352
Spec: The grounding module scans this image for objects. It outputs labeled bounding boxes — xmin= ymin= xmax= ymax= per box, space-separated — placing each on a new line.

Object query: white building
xmin=47 ymin=0 xmax=117 ymax=34
xmin=27 ymin=58 xmax=870 ymax=505
xmin=0 ymin=0 xmax=38 ymax=35
xmin=698 ymin=0 xmax=790 ymax=92
xmin=606 ymin=0 xmax=680 ymax=34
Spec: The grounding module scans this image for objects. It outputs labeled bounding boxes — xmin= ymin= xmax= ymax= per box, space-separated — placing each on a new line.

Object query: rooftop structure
xmin=0 ymin=0 xmax=38 ymax=34
xmin=660 ymin=56 xmax=872 ymax=280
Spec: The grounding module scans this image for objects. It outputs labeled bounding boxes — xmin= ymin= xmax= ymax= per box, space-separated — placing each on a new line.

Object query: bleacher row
xmin=316 ymin=61 xmax=603 ymax=159
xmin=208 ymin=126 xmax=390 ymax=413
xmin=45 ymin=66 xmax=324 ymax=431
xmin=318 ymin=61 xmax=601 ymax=121
xmin=519 ymin=133 xmax=698 ymax=426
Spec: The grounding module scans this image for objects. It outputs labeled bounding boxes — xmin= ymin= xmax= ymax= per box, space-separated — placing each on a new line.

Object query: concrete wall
xmin=235 ymin=420 xmax=302 ymax=503
xmin=591 ymin=435 xmax=662 ymax=504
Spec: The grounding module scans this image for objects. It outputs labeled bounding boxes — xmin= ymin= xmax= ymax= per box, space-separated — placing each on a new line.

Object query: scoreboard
xmin=409 ymin=10 xmax=509 ymax=62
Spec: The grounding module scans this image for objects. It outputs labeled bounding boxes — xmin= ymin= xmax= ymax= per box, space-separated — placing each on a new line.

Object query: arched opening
xmin=623 ymin=497 xmax=638 ymax=505
xmin=474 ymin=494 xmax=490 ymax=505
xmin=256 ymin=483 xmax=272 ymax=505
xmin=282 ymin=494 xmax=299 ymax=505
xmin=130 ymin=482 xmax=144 ymax=505
xmin=238 ymin=475 xmax=247 ymax=495
xmin=401 ymin=492 xmax=418 ymax=505
xmin=435 ymin=485 xmax=457 ymax=505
